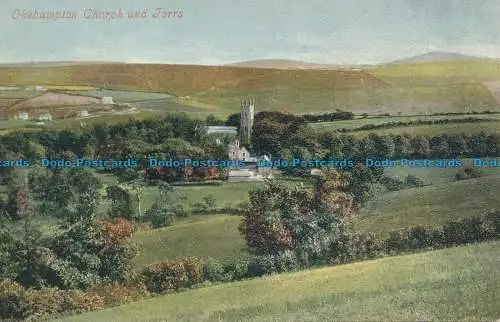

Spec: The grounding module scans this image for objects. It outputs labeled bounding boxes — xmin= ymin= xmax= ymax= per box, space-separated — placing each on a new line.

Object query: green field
xmin=309 ymin=114 xmax=500 ymax=131
xmin=69 ymin=89 xmax=174 ymax=102
xmin=0 ymin=111 xmax=163 ymax=134
xmin=349 ymin=120 xmax=500 ymax=137
xmin=383 ymin=158 xmax=500 ymax=185
xmin=132 ymin=215 xmax=249 ymax=268
xmin=358 ymin=174 xmax=500 ymax=235
xmin=57 ymin=240 xmax=500 ymax=322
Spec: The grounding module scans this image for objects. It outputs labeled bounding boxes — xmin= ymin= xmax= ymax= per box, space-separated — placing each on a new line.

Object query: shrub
xmin=146 ymin=203 xmax=176 ymax=228
xmin=272 ymin=251 xmax=301 ymax=273
xmin=380 ymin=176 xmax=404 ymax=191
xmin=25 ymin=287 xmax=64 ymax=319
xmin=385 ymin=231 xmax=409 ymax=254
xmin=407 ymin=226 xmax=432 ymax=250
xmin=405 ymin=174 xmax=424 ymax=187
xmin=141 ymin=258 xmax=204 ymax=293
xmin=60 ymin=289 xmax=105 ymax=314
xmin=456 ymin=166 xmax=482 ymax=181
xmin=0 ymin=279 xmax=29 ymax=320
xmin=87 ymin=283 xmax=149 ymax=307
xmin=485 ymin=211 xmax=500 ymax=237
xmin=442 ymin=217 xmax=484 ymax=246
xmin=203 ymin=258 xmax=231 ymax=282
xmin=247 ymin=255 xmax=277 ymax=277
xmin=182 ymin=258 xmax=204 ymax=287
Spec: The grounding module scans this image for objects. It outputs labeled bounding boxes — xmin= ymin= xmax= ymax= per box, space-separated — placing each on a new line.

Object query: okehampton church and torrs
xmin=207 ymin=98 xmax=273 ymax=182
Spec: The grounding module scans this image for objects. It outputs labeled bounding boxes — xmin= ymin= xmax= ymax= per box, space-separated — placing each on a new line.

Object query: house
xmin=78 ymin=110 xmax=89 ymax=117
xmin=35 ymin=85 xmax=46 ymax=91
xmin=18 ymin=112 xmax=29 ymax=120
xmin=206 ymin=126 xmax=237 ymax=135
xmin=101 ymin=96 xmax=114 ymax=105
xmin=228 ymin=140 xmax=251 ymax=161
xmin=37 ymin=113 xmax=52 ymax=121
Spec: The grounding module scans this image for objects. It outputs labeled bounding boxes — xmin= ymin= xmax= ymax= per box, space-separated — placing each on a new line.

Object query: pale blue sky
xmin=1 ymin=0 xmax=500 ymax=64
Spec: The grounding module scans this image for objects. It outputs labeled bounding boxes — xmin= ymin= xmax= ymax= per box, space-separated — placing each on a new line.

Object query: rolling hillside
xmin=225 ymin=59 xmax=345 ymax=69
xmin=2 ymin=60 xmax=500 ymax=115
xmin=56 ymin=240 xmax=500 ymax=321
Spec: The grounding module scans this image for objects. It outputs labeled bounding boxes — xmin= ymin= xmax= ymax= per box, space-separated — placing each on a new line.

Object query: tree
xmin=411 ymin=135 xmax=430 ymax=158
xmin=225 ymin=112 xmax=241 ymax=129
xmin=239 ymin=170 xmax=354 ymax=265
xmin=144 ymin=184 xmax=179 ymax=228
xmin=341 ymin=163 xmax=381 ymax=207
xmin=392 ymin=134 xmax=412 ymax=158
xmin=106 ymin=185 xmax=138 ymax=220
xmin=206 ymin=114 xmax=222 ymax=126
xmin=96 ymin=218 xmax=136 ymax=282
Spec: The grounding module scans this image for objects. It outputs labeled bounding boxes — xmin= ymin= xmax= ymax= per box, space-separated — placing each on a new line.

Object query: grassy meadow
xmin=132 ymin=215 xmax=249 ymax=269
xmin=358 ymin=174 xmax=500 ymax=235
xmin=56 ymin=240 xmax=500 ymax=322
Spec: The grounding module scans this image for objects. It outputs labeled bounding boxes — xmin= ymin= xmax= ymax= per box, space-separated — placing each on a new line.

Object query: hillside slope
xmin=57 ymin=240 xmax=500 ymax=321
xmin=0 ymin=64 xmax=383 ymax=97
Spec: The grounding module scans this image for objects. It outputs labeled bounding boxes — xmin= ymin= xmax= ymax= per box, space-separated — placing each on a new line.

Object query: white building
xmin=35 ymin=85 xmax=46 ymax=91
xmin=18 ymin=112 xmax=29 ymax=120
xmin=37 ymin=113 xmax=52 ymax=121
xmin=78 ymin=110 xmax=89 ymax=117
xmin=101 ymin=96 xmax=114 ymax=105
xmin=206 ymin=126 xmax=237 ymax=135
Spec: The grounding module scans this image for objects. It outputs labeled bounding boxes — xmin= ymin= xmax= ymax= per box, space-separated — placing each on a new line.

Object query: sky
xmin=1 ymin=0 xmax=500 ymax=65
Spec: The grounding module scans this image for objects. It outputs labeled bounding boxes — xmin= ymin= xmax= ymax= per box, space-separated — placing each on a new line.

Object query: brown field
xmin=8 ymin=92 xmax=100 ymax=111
xmin=0 ymin=64 xmax=386 ymax=96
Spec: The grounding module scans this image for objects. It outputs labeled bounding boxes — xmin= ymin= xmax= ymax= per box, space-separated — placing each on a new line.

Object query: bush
xmin=24 ymin=287 xmax=64 ymax=320
xmin=456 ymin=167 xmax=482 ymax=181
xmin=0 ymin=280 xmax=105 ymax=321
xmin=87 ymin=283 xmax=149 ymax=307
xmin=407 ymin=226 xmax=432 ymax=250
xmin=183 ymin=258 xmax=204 ymax=287
xmin=385 ymin=231 xmax=409 ymax=254
xmin=485 ymin=211 xmax=500 ymax=237
xmin=0 ymin=279 xmax=29 ymax=320
xmin=380 ymin=176 xmax=404 ymax=191
xmin=203 ymin=258 xmax=231 ymax=282
xmin=60 ymin=289 xmax=105 ymax=314
xmin=405 ymin=174 xmax=424 ymax=187
xmin=146 ymin=203 xmax=176 ymax=228
xmin=245 ymin=252 xmax=301 ymax=277
xmin=141 ymin=258 xmax=204 ymax=293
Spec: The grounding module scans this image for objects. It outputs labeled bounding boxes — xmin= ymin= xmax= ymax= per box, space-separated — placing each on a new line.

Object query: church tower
xmin=240 ymin=98 xmax=254 ymax=146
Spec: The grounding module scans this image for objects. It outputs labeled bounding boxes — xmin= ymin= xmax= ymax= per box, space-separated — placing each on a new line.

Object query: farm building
xmin=101 ymin=96 xmax=115 ymax=105
xmin=78 ymin=110 xmax=89 ymax=117
xmin=37 ymin=113 xmax=52 ymax=121
xmin=206 ymin=126 xmax=237 ymax=135
xmin=17 ymin=112 xmax=29 ymax=120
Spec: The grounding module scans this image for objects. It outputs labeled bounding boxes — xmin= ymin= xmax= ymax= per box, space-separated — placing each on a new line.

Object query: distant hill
xmin=0 ymin=63 xmax=383 ymax=96
xmin=225 ymin=59 xmax=346 ymax=70
xmin=0 ymin=61 xmax=122 ymax=68
xmin=388 ymin=51 xmax=496 ymax=64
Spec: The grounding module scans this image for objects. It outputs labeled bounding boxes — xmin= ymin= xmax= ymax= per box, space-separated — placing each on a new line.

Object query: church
xmin=227 ymin=98 xmax=272 ymax=181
